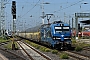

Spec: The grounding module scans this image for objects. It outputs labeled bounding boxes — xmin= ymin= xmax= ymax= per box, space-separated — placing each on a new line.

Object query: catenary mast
xmin=0 ymin=0 xmax=6 ymax=36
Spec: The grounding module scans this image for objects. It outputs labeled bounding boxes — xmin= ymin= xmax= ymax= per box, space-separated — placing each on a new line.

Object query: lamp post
xmin=80 ymin=2 xmax=88 ymax=38
xmin=24 ymin=20 xmax=26 ymax=38
xmin=80 ymin=2 xmax=88 ymax=12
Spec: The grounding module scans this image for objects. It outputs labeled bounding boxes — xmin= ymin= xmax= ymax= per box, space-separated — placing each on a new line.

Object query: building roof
xmin=80 ymin=20 xmax=90 ymax=25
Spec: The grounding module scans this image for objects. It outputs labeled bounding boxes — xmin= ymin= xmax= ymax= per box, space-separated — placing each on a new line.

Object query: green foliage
xmin=25 ymin=40 xmax=40 ymax=49
xmin=83 ymin=44 xmax=90 ymax=47
xmin=35 ymin=45 xmax=40 ymax=49
xmin=45 ymin=48 xmax=51 ymax=52
xmin=75 ymin=46 xmax=82 ymax=51
xmin=39 ymin=47 xmax=46 ymax=52
xmin=71 ymin=37 xmax=90 ymax=48
xmin=25 ymin=40 xmax=51 ymax=52
xmin=4 ymin=41 xmax=12 ymax=50
xmin=14 ymin=42 xmax=19 ymax=50
xmin=0 ymin=37 xmax=8 ymax=42
xmin=60 ymin=52 xmax=69 ymax=59
xmin=81 ymin=36 xmax=90 ymax=39
xmin=72 ymin=40 xmax=76 ymax=43
xmin=25 ymin=40 xmax=31 ymax=44
xmin=4 ymin=41 xmax=18 ymax=50
xmin=51 ymin=50 xmax=58 ymax=54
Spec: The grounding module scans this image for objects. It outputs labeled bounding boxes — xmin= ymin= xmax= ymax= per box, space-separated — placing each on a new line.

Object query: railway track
xmin=64 ymin=50 xmax=90 ymax=60
xmin=83 ymin=47 xmax=90 ymax=51
xmin=17 ymin=36 xmax=90 ymax=60
xmin=0 ymin=47 xmax=26 ymax=60
xmin=0 ymin=41 xmax=10 ymax=46
xmin=0 ymin=53 xmax=8 ymax=60
xmin=0 ymin=38 xmax=26 ymax=60
xmin=17 ymin=41 xmax=51 ymax=60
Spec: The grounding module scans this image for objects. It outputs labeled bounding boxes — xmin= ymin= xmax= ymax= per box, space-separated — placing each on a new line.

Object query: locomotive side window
xmin=41 ymin=29 xmax=44 ymax=37
xmin=47 ymin=30 xmax=51 ymax=38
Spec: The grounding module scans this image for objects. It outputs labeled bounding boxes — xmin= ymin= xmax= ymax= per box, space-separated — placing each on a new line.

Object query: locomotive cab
xmin=51 ymin=21 xmax=72 ymax=49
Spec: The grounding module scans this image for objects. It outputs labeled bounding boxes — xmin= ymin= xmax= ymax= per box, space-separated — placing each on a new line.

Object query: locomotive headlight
xmin=53 ymin=36 xmax=61 ymax=40
xmin=67 ymin=42 xmax=70 ymax=44
xmin=53 ymin=37 xmax=56 ymax=40
xmin=53 ymin=37 xmax=55 ymax=40
xmin=64 ymin=38 xmax=71 ymax=39
xmin=56 ymin=38 xmax=61 ymax=39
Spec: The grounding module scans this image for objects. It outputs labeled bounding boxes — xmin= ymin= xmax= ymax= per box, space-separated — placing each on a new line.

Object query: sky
xmin=3 ymin=0 xmax=90 ymax=31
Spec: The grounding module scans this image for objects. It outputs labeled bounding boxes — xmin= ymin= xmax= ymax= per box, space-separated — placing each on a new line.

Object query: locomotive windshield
xmin=63 ymin=26 xmax=70 ymax=32
xmin=55 ymin=27 xmax=62 ymax=33
xmin=55 ymin=26 xmax=70 ymax=33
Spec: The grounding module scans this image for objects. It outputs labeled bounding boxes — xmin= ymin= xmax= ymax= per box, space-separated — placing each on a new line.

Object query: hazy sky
xmin=4 ymin=0 xmax=90 ymax=31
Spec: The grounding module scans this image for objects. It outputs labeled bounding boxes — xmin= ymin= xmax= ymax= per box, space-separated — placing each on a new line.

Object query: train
xmin=18 ymin=21 xmax=72 ymax=49
xmin=5 ymin=30 xmax=12 ymax=38
xmin=72 ymin=30 xmax=90 ymax=37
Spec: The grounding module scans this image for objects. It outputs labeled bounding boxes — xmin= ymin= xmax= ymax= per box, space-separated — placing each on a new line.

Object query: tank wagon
xmin=19 ymin=21 xmax=72 ymax=49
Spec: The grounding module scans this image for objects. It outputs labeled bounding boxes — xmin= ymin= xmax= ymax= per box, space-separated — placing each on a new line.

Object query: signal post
xmin=11 ymin=1 xmax=16 ymax=50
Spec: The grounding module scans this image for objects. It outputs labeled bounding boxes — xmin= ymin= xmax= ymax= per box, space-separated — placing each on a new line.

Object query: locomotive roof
xmin=52 ymin=21 xmax=63 ymax=24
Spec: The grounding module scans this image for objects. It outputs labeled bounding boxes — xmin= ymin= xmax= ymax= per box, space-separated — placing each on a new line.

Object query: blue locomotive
xmin=40 ymin=21 xmax=72 ymax=49
xmin=19 ymin=21 xmax=72 ymax=49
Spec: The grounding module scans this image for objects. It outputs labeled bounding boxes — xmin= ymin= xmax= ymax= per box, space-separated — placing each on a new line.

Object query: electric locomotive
xmin=19 ymin=21 xmax=72 ymax=49
xmin=40 ymin=21 xmax=71 ymax=49
xmin=51 ymin=21 xmax=72 ymax=49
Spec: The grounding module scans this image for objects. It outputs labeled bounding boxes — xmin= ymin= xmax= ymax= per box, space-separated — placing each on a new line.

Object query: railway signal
xmin=13 ymin=15 xmax=16 ymax=19
xmin=12 ymin=1 xmax=16 ymax=19
xmin=11 ymin=1 xmax=16 ymax=33
xmin=11 ymin=1 xmax=16 ymax=50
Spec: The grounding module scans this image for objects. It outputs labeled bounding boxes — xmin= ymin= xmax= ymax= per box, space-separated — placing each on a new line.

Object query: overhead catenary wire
xmin=7 ymin=0 xmax=10 ymax=3
xmin=17 ymin=1 xmax=30 ymax=20
xmin=54 ymin=0 xmax=85 ymax=13
xmin=20 ymin=0 xmax=40 ymax=18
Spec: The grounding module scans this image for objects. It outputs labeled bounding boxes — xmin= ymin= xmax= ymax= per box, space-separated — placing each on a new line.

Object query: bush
xmin=51 ymin=50 xmax=58 ymax=54
xmin=45 ymin=48 xmax=51 ymax=52
xmin=35 ymin=45 xmax=40 ymax=49
xmin=40 ymin=47 xmax=46 ymax=52
xmin=60 ymin=52 xmax=69 ymax=59
xmin=4 ymin=41 xmax=18 ymax=50
xmin=75 ymin=46 xmax=82 ymax=51
xmin=0 ymin=37 xmax=8 ymax=42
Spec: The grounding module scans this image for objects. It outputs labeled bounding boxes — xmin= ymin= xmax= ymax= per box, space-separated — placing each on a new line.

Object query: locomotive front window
xmin=55 ymin=27 xmax=62 ymax=33
xmin=63 ymin=27 xmax=70 ymax=32
xmin=55 ymin=27 xmax=61 ymax=29
xmin=63 ymin=27 xmax=69 ymax=29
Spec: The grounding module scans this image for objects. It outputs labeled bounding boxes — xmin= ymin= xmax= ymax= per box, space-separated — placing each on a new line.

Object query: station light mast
xmin=0 ymin=0 xmax=7 ymax=37
xmin=41 ymin=0 xmax=45 ymax=24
